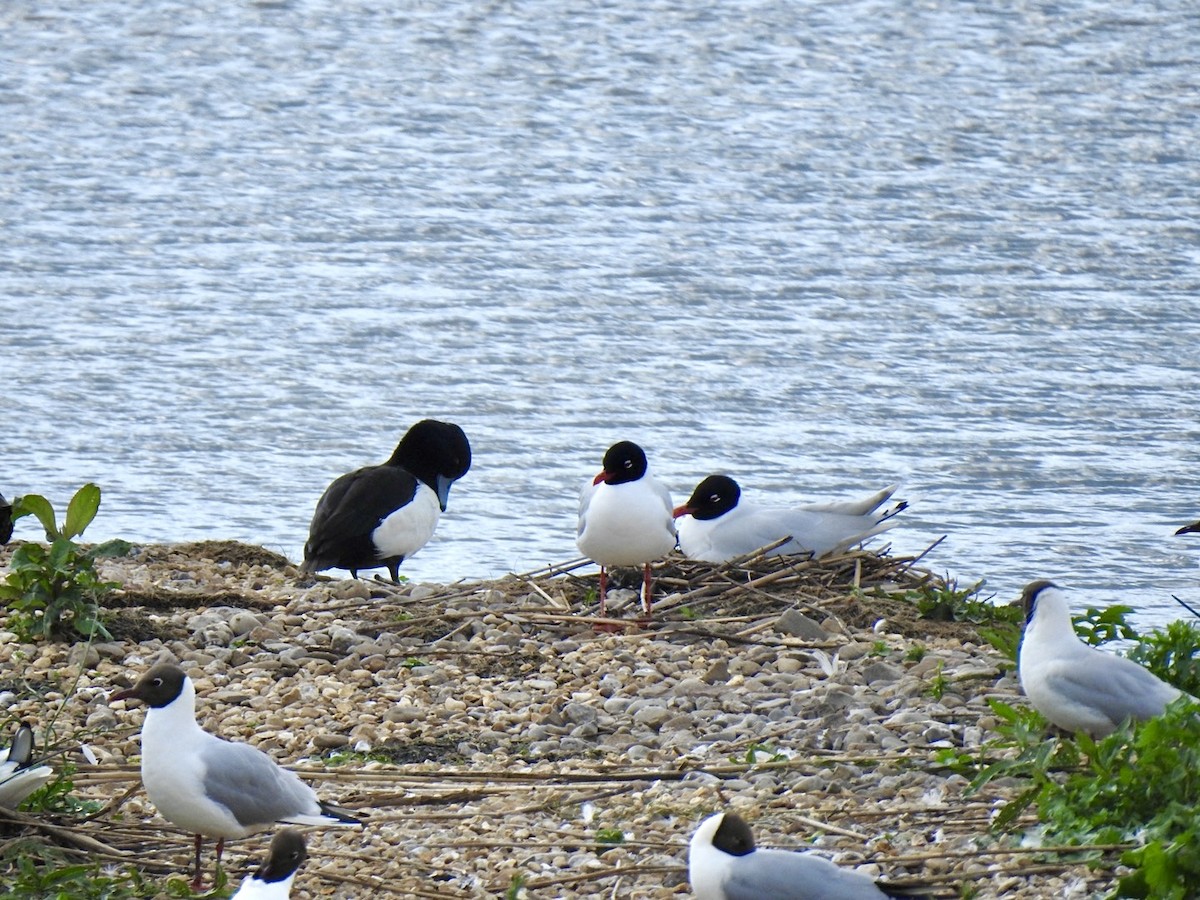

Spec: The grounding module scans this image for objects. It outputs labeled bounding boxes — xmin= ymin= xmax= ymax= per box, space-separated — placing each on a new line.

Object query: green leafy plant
xmin=505 ymin=874 xmax=527 ymax=900
xmin=594 ymin=827 xmax=626 ymax=845
xmin=907 ymin=579 xmax=1005 ymax=624
xmin=962 ymin=688 xmax=1200 ymax=896
xmin=732 ymin=743 xmax=790 ymax=766
xmin=1128 ymin=620 xmax=1200 ymax=697
xmin=905 ymin=580 xmax=1023 ymax=661
xmin=1072 ymin=605 xmax=1139 ymax=647
xmin=0 ymin=484 xmax=130 ymax=641
xmin=0 ymin=855 xmax=157 ymax=900
xmin=20 ymin=762 xmax=103 ymax=817
xmin=925 ymin=660 xmax=948 ymax=700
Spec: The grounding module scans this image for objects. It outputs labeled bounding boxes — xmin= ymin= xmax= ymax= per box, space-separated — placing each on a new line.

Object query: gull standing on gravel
xmin=112 ymin=663 xmax=361 ymax=889
xmin=689 ymin=811 xmax=903 ymax=899
xmin=673 ymin=475 xmax=906 ymax=564
xmin=576 ymin=440 xmax=676 ymax=619
xmin=0 ymin=723 xmax=54 ymax=808
xmin=1018 ymin=580 xmax=1188 ymax=736
xmin=301 ymin=419 xmax=472 ymax=583
xmin=231 ymin=829 xmax=307 ymax=900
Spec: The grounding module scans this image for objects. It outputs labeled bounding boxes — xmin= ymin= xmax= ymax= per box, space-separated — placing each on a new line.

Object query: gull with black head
xmin=689 ymin=811 xmax=908 ymax=899
xmin=231 ymin=829 xmax=307 ymax=900
xmin=576 ymin=440 xmax=676 ymax=620
xmin=111 ymin=663 xmax=361 ymax=889
xmin=673 ymin=475 xmax=906 ymax=564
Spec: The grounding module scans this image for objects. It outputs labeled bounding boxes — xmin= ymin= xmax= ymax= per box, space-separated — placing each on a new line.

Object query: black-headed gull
xmin=689 ymin=811 xmax=899 ymax=899
xmin=301 ymin=419 xmax=471 ymax=583
xmin=111 ymin=663 xmax=361 ymax=889
xmin=576 ymin=440 xmax=676 ymax=619
xmin=673 ymin=475 xmax=906 ymax=564
xmin=0 ymin=723 xmax=54 ymax=808
xmin=1018 ymin=580 xmax=1187 ymax=736
xmin=231 ymin=829 xmax=307 ymax=900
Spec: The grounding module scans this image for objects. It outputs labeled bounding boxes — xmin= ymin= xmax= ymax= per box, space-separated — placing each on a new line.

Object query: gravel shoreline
xmin=0 ymin=541 xmax=1115 ymax=898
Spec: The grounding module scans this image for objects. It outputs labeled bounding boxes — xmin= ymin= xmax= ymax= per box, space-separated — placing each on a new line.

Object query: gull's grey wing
xmin=801 ymin=485 xmax=898 ymax=517
xmin=722 ymin=848 xmax=888 ymax=900
xmin=1048 ymin=652 xmax=1181 ymax=724
xmin=201 ymin=740 xmax=319 ymax=828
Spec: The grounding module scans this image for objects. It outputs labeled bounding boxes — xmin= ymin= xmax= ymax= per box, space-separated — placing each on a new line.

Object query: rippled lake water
xmin=2 ymin=0 xmax=1198 ymax=625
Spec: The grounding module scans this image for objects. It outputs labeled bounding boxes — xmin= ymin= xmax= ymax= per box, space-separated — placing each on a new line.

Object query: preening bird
xmin=112 ymin=663 xmax=361 ymax=889
xmin=576 ymin=440 xmax=676 ymax=619
xmin=302 ymin=419 xmax=471 ymax=583
xmin=673 ymin=475 xmax=905 ymax=564
xmin=1018 ymin=579 xmax=1188 ymax=736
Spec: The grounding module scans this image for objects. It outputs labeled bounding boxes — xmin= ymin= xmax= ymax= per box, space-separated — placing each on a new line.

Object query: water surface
xmin=2 ymin=0 xmax=1198 ymax=625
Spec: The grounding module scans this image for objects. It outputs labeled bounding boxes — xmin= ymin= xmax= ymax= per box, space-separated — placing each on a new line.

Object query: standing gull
xmin=0 ymin=723 xmax=54 ymax=808
xmin=576 ymin=441 xmax=676 ymax=619
xmin=1018 ymin=579 xmax=1187 ymax=736
xmin=231 ymin=829 xmax=307 ymax=900
xmin=301 ymin=419 xmax=471 ymax=583
xmin=689 ymin=811 xmax=903 ymax=899
xmin=111 ymin=663 xmax=361 ymax=889
xmin=673 ymin=475 xmax=906 ymax=564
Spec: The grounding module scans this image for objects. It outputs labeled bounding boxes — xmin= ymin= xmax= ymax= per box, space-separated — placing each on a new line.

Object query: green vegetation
xmin=1128 ymin=620 xmax=1200 ymax=697
xmin=1072 ymin=604 xmax=1138 ymax=647
xmin=594 ymin=827 xmax=626 ymax=845
xmin=0 ymin=484 xmax=131 ymax=641
xmin=20 ymin=762 xmax=103 ymax=818
xmin=906 ymin=579 xmax=1011 ymax=625
xmin=0 ymin=856 xmax=157 ymax=900
xmin=944 ymin=614 xmax=1200 ymax=898
xmin=900 ymin=579 xmax=1025 ymax=662
xmin=925 ymin=660 xmax=948 ymax=700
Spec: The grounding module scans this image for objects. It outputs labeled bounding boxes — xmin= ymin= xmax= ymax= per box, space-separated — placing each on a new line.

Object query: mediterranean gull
xmin=301 ymin=419 xmax=471 ymax=583
xmin=673 ymin=475 xmax=906 ymax=564
xmin=576 ymin=440 xmax=676 ymax=620
xmin=111 ymin=663 xmax=360 ymax=889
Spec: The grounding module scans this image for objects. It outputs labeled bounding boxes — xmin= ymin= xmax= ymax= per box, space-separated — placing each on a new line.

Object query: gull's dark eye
xmin=710 ymin=493 xmax=720 ymax=503
xmin=624 ymin=459 xmax=633 ymax=468
xmin=152 ymin=678 xmax=163 ymax=687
